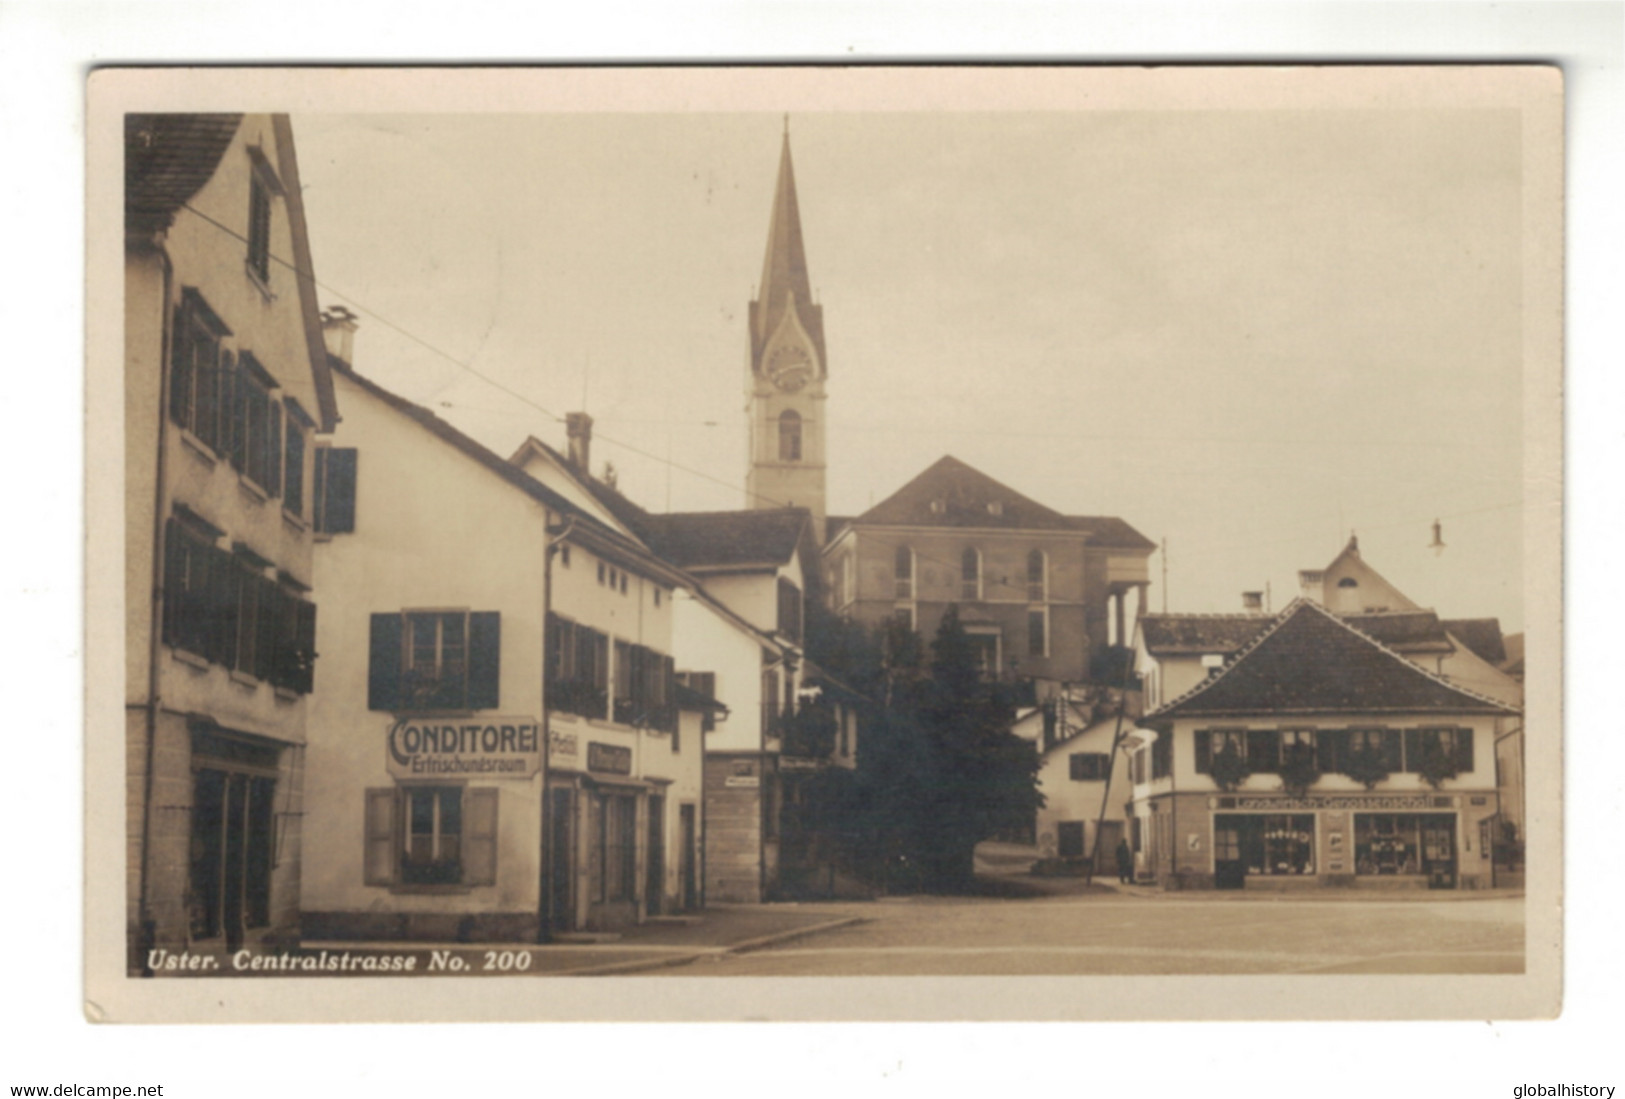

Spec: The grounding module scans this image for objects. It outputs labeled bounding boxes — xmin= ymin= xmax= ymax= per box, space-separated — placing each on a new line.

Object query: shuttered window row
xmin=1194 ymin=727 xmax=1475 ymax=776
xmin=167 ymin=290 xmax=312 ymax=519
xmin=161 ymin=519 xmax=317 ymax=693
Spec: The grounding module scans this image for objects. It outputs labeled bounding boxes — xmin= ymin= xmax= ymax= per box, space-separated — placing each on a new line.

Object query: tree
xmin=909 ymin=606 xmax=1043 ymax=889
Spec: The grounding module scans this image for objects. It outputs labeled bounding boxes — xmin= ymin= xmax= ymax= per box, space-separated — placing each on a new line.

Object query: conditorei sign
xmin=387 ymin=718 xmax=541 ymax=780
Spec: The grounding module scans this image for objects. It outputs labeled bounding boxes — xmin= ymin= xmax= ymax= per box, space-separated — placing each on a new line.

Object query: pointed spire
xmin=755 ymin=126 xmax=814 ymax=345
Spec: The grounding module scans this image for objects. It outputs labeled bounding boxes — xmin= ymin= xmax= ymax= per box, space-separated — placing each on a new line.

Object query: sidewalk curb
xmin=558 ymin=915 xmax=866 ymax=977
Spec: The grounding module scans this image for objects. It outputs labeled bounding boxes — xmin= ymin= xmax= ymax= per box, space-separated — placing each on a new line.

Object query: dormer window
xmin=1338 ymin=577 xmax=1359 ymax=589
xmin=929 ymin=499 xmax=945 ymax=515
xmin=987 ymin=501 xmax=1003 ymax=517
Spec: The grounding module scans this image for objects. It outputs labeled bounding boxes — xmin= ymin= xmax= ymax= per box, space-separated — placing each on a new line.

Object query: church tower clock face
xmin=766 ymin=344 xmax=813 ymax=392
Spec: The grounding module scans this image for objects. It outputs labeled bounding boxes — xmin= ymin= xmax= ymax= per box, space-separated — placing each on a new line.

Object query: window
xmin=1129 ymin=747 xmax=1146 ymax=785
xmin=892 ymin=604 xmax=915 ymax=632
xmin=1405 ymin=727 xmax=1474 ymax=774
xmin=247 ymin=169 xmax=272 ymax=284
xmin=231 ymin=353 xmax=282 ymax=494
xmin=1347 ymin=728 xmax=1404 ymax=772
xmin=1151 ymin=731 xmax=1172 ymax=779
xmin=1337 ymin=577 xmax=1359 ymax=589
xmin=965 ymin=629 xmax=1000 ymax=678
xmin=777 ymin=577 xmax=802 ymax=642
xmin=364 ymin=786 xmax=498 ymax=888
xmin=312 ymin=447 xmax=358 ymax=534
xmin=1028 ymin=607 xmax=1048 ymax=658
xmin=282 ymin=406 xmax=310 ymax=520
xmin=894 ymin=545 xmax=913 ymax=600
xmin=778 ymin=409 xmax=802 ymax=461
xmin=161 ymin=519 xmax=316 ymax=693
xmin=1214 ymin=814 xmax=1315 ymax=876
xmin=368 ymin=611 xmax=501 ymax=712
xmin=168 ymin=290 xmax=230 ymax=448
xmin=1069 ymin=753 xmax=1109 ymax=781
xmin=1027 ymin=549 xmax=1047 ymax=602
xmin=546 ymin=614 xmax=610 ymax=719
xmin=842 ymin=552 xmax=856 ymax=607
xmin=188 ymin=757 xmax=277 ymax=940
xmin=961 ymin=546 xmax=982 ymax=601
xmin=761 ymin=666 xmax=782 ymax=737
xmin=1194 ymin=729 xmax=1248 ymax=773
xmin=1280 ymin=729 xmax=1316 ymax=766
xmin=611 ymin=640 xmax=674 ymax=730
xmin=1353 ymin=813 xmax=1428 ymax=876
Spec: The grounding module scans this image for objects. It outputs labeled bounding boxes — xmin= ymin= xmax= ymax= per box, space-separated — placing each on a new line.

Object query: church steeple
xmin=750 ymin=127 xmax=826 ymax=370
xmin=745 ymin=124 xmax=827 ymax=543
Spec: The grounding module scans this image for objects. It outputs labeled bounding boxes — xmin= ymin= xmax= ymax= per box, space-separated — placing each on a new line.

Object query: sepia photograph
xmin=86 ymin=64 xmax=1562 ymax=1022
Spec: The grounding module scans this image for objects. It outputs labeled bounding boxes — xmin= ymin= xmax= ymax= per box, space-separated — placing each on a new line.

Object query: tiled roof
xmin=1442 ymin=618 xmax=1508 ymax=666
xmin=639 ymin=509 xmax=810 ymax=569
xmin=675 ymin=681 xmax=727 ymax=713
xmin=1062 ymin=515 xmax=1159 ymax=551
xmin=1149 ymin=599 xmax=1518 ymax=719
xmin=512 ymin=435 xmax=654 ymax=537
xmin=855 ymin=456 xmax=1152 ymax=552
xmin=1344 ymin=611 xmax=1455 ymax=653
xmin=1140 ymin=614 xmax=1271 ymax=654
xmin=125 ymin=114 xmax=242 ymax=233
xmin=334 ymin=361 xmax=685 ymax=585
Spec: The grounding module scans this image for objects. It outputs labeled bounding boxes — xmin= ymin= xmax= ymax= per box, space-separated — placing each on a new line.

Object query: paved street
xmin=649 ymin=890 xmax=1524 ymax=977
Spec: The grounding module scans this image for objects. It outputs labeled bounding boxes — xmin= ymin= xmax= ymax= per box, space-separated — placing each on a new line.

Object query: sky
xmin=292 ymin=102 xmax=1527 ymax=632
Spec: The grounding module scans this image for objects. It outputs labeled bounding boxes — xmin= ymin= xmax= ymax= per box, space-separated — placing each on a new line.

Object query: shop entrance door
xmin=547 ymin=786 xmax=575 ymax=933
xmin=1422 ymin=814 xmax=1457 ymax=889
xmin=189 ymin=768 xmax=274 ymax=949
xmin=1213 ymin=816 xmax=1246 ymax=890
xmin=646 ymin=795 xmax=665 ymax=917
xmin=679 ymin=804 xmax=698 ymax=911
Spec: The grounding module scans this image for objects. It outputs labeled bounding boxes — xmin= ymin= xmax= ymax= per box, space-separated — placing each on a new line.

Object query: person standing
xmin=1115 ymin=838 xmax=1134 ymax=884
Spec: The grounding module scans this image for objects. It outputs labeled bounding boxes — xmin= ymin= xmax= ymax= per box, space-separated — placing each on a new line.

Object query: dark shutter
xmin=1317 ymin=729 xmax=1346 ymax=774
xmin=325 ymin=448 xmax=358 ymax=533
xmin=463 ymin=788 xmax=499 ymax=886
xmin=254 ymin=576 xmax=279 ymax=682
xmin=1403 ymin=729 xmax=1422 ymax=773
xmin=1381 ymin=730 xmax=1404 ymax=772
xmin=312 ymin=447 xmax=328 ymax=531
xmin=265 ymin=401 xmax=283 ymax=498
xmin=209 ymin=546 xmax=238 ymax=668
xmin=1455 ymin=728 xmax=1475 ymax=774
xmin=168 ymin=302 xmax=193 ymax=426
xmin=283 ymin=422 xmax=305 ymax=518
xmin=194 ymin=344 xmax=219 ymax=450
xmin=1194 ymin=730 xmax=1212 ymax=774
xmin=295 ymin=599 xmax=317 ymax=694
xmin=217 ymin=352 xmax=238 ymax=465
xmin=468 ymin=612 xmax=501 ymax=710
xmin=1247 ymin=730 xmax=1279 ymax=774
xmin=160 ymin=522 xmax=185 ymax=648
xmin=363 ymin=788 xmax=397 ymax=886
xmin=368 ymin=613 xmax=403 ymax=711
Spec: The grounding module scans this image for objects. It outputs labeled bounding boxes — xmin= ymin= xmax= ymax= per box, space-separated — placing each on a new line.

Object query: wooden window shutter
xmin=295 ymin=599 xmax=317 ymax=694
xmin=266 ymin=401 xmax=283 ymax=498
xmin=325 ymin=448 xmax=358 ymax=533
xmin=1403 ymin=729 xmax=1423 ymax=773
xmin=208 ymin=545 xmax=239 ymax=669
xmin=1194 ymin=730 xmax=1212 ymax=774
xmin=254 ymin=576 xmax=279 ymax=682
xmin=168 ymin=301 xmax=193 ymax=426
xmin=368 ymin=613 xmax=403 ymax=711
xmin=1456 ymin=728 xmax=1475 ymax=774
xmin=468 ymin=612 xmax=501 ymax=710
xmin=160 ymin=522 xmax=186 ymax=648
xmin=462 ymin=788 xmax=499 ymax=886
xmin=363 ymin=788 xmax=397 ymax=886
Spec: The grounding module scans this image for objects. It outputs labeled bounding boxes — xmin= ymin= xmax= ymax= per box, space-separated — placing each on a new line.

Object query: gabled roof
xmin=640 ymin=509 xmax=810 ymax=570
xmin=1442 ymin=618 xmax=1508 ymax=666
xmin=1148 ymin=599 xmax=1518 ymax=720
xmin=509 ymin=435 xmax=653 ymax=538
xmin=332 ymin=361 xmax=687 ymax=587
xmin=854 ymin=456 xmax=1152 ymax=552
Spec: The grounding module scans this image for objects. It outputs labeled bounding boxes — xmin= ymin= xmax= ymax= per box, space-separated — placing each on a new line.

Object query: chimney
xmin=1298 ymin=569 xmax=1325 ymax=604
xmin=320 ymin=305 xmax=358 ymax=366
xmin=566 ymin=412 xmax=593 ymax=474
xmin=1241 ymin=591 xmax=1264 ymax=615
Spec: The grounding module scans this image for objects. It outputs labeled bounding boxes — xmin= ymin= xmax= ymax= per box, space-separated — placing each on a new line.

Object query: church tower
xmin=745 ymin=126 xmax=827 ymax=544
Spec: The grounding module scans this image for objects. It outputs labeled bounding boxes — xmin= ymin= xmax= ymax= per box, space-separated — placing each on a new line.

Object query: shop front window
xmin=1355 ymin=813 xmax=1422 ymax=876
xmin=1215 ymin=813 xmax=1315 ymax=877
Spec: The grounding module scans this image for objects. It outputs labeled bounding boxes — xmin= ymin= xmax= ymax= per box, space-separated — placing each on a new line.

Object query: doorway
xmin=1421 ymin=814 xmax=1457 ymax=889
xmin=547 ymin=786 xmax=575 ymax=933
xmin=679 ymin=804 xmax=698 ymax=911
xmin=188 ymin=768 xmax=275 ymax=948
xmin=646 ymin=795 xmax=665 ymax=917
